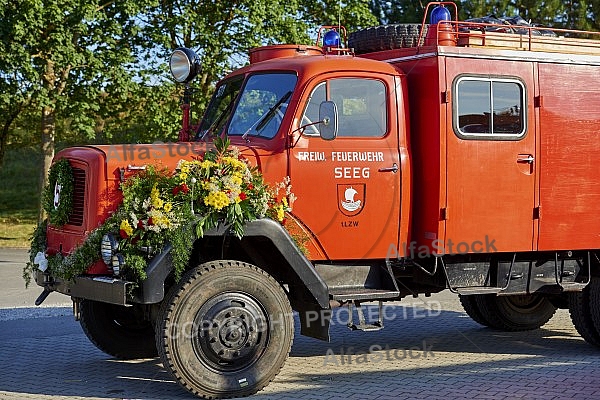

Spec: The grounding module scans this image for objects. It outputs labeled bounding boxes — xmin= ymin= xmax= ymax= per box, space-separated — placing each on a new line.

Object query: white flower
xmin=129 ymin=212 xmax=139 ymax=227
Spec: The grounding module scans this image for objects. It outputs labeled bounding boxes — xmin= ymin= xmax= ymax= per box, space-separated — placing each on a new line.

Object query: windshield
xmin=197 ymin=76 xmax=243 ymax=138
xmin=228 ymin=73 xmax=298 ymax=139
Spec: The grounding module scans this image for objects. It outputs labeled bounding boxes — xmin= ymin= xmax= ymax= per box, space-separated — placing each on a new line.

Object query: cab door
xmin=444 ymin=59 xmax=536 ymax=253
xmin=289 ymin=75 xmax=401 ymax=260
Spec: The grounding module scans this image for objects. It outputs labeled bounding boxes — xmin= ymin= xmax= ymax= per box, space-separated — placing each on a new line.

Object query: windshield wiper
xmin=242 ymin=90 xmax=292 ymax=140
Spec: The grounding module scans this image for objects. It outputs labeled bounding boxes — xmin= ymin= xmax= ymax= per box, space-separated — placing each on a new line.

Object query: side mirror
xmin=319 ymin=101 xmax=338 ymax=140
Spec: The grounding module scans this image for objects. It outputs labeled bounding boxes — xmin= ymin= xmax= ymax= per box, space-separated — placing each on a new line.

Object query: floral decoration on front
xmin=26 ymin=137 xmax=295 ymax=285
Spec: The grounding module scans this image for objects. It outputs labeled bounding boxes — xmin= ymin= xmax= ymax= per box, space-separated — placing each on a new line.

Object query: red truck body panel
xmin=361 ymin=41 xmax=600 ymax=255
xmin=537 ymin=63 xmax=600 ymax=250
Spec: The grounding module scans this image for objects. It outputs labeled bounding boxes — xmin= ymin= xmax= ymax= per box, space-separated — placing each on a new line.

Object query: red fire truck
xmin=33 ymin=2 xmax=600 ymax=398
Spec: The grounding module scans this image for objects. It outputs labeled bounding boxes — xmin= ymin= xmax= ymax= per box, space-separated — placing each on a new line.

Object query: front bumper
xmin=35 ymin=269 xmax=131 ymax=306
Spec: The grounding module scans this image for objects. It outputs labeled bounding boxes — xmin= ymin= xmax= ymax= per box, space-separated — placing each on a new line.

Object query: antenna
xmin=338 ymin=0 xmax=342 ymax=33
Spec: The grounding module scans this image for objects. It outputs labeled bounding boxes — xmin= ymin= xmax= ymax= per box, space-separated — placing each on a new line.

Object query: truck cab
xmin=212 ymin=48 xmax=411 ymax=261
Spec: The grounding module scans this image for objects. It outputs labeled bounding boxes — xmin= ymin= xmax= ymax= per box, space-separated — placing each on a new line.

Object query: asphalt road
xmin=2 ymin=248 xmax=600 ymax=400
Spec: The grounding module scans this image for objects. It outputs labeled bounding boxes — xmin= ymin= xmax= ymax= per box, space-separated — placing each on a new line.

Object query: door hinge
xmin=441 ymin=91 xmax=451 ymax=104
xmin=533 ymin=206 xmax=541 ymax=220
xmin=440 ymin=207 xmax=448 ymax=220
xmin=534 ymin=95 xmax=543 ymax=108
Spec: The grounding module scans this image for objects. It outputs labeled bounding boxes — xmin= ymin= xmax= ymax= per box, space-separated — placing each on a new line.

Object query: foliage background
xmin=1 ymin=0 xmax=598 ymax=246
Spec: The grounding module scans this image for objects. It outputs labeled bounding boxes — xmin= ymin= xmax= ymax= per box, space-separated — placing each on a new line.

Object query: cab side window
xmin=301 ymin=78 xmax=387 ymax=137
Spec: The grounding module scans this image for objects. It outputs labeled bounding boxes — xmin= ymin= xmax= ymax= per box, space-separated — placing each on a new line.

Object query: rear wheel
xmin=475 ymin=294 xmax=557 ymax=331
xmin=156 ymin=260 xmax=294 ymax=399
xmin=570 ymin=277 xmax=600 ymax=347
xmin=459 ymin=294 xmax=493 ymax=327
xmin=79 ymin=300 xmax=157 ymax=359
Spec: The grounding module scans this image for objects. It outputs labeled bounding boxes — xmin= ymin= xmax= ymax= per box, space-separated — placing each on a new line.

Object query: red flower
xmin=147 ymin=217 xmax=154 ymax=226
xmin=172 ymin=183 xmax=190 ymax=195
xmin=247 ymin=183 xmax=254 ymax=190
xmin=239 ymin=192 xmax=247 ymax=201
xmin=137 ymin=220 xmax=144 ymax=229
xmin=119 ymin=229 xmax=129 ymax=239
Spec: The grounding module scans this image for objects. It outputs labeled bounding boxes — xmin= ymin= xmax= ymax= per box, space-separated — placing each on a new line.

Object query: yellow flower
xmin=276 ymin=204 xmax=285 ymax=222
xmin=120 ymin=219 xmax=133 ymax=237
xmin=150 ymin=183 xmax=164 ymax=209
xmin=231 ymin=174 xmax=243 ymax=186
xmin=164 ymin=202 xmax=173 ymax=212
xmin=204 ymin=191 xmax=230 ymax=210
xmin=200 ymin=160 xmax=216 ymax=170
xmin=179 ymin=172 xmax=188 ymax=182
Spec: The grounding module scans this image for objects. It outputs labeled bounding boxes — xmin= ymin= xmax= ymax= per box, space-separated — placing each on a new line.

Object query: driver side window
xmin=301 ymin=78 xmax=387 ymax=137
xmin=301 ymin=83 xmax=326 ymax=135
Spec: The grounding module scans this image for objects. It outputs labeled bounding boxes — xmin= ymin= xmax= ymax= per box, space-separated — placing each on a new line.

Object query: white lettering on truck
xmin=334 ymin=167 xmax=370 ymax=179
xmin=331 ymin=151 xmax=384 ymax=162
xmin=297 ymin=152 xmax=326 ymax=161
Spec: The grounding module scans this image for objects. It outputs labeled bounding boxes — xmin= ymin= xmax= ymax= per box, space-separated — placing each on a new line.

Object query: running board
xmin=316 ymin=262 xmax=400 ymax=302
xmin=454 ymin=287 xmax=502 ymax=296
xmin=331 ymin=288 xmax=399 ymax=301
xmin=444 ymin=251 xmax=591 ymax=295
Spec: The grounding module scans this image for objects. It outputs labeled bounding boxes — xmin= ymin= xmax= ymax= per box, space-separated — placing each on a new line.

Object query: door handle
xmin=378 ymin=163 xmax=398 ymax=173
xmin=517 ymin=155 xmax=534 ymax=164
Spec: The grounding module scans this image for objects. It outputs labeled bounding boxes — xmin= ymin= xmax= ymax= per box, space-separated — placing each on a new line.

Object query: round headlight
xmin=100 ymin=233 xmax=119 ymax=265
xmin=111 ymin=254 xmax=125 ymax=276
xmin=170 ymin=47 xmax=201 ymax=84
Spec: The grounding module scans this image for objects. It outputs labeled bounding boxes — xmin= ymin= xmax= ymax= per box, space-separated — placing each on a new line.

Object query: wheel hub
xmin=193 ymin=293 xmax=267 ymax=370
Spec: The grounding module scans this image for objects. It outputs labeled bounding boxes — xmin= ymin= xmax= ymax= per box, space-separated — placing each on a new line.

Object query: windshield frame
xmin=197 ymin=75 xmax=244 ymax=140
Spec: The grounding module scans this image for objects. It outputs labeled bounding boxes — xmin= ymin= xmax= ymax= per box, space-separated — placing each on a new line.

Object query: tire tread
xmin=156 ymin=260 xmax=293 ymax=399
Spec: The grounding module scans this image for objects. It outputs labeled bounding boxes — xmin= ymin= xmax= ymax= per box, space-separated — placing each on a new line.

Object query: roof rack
xmin=453 ymin=22 xmax=600 ymax=55
xmin=419 ymin=1 xmax=600 ymax=56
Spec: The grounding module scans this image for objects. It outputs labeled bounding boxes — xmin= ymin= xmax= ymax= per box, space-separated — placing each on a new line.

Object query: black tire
xmin=156 ymin=260 xmax=294 ymax=399
xmin=79 ymin=300 xmax=158 ymax=359
xmin=572 ymin=277 xmax=600 ymax=347
xmin=349 ymin=24 xmax=428 ymax=54
xmin=475 ymin=294 xmax=557 ymax=331
xmin=459 ymin=294 xmax=493 ymax=327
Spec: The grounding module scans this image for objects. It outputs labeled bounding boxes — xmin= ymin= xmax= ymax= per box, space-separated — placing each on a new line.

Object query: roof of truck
xmin=229 ymin=50 xmax=402 ymax=79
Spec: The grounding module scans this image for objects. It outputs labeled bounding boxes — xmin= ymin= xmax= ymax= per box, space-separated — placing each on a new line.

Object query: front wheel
xmin=156 ymin=260 xmax=294 ymax=399
xmin=475 ymin=294 xmax=557 ymax=331
xmin=79 ymin=300 xmax=157 ymax=359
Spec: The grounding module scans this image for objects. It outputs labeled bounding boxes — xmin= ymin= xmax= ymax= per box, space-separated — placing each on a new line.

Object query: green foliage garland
xmin=43 ymin=158 xmax=74 ymax=227
xmin=23 ymin=220 xmax=48 ymax=288
xmin=25 ymin=138 xmax=295 ymax=287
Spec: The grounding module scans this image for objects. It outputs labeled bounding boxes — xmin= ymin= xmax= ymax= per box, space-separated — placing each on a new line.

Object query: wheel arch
xmin=134 ymin=219 xmax=330 ymax=311
xmin=200 ymin=219 xmax=330 ymax=311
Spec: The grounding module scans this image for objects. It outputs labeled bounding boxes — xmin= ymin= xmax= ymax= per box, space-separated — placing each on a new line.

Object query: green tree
xmin=368 ymin=0 xmax=600 ymax=31
xmin=369 ymin=0 xmax=427 ymax=24
xmin=0 ymin=0 xmax=145 ymax=221
xmin=139 ymin=0 xmax=376 ymax=114
xmin=1 ymin=0 xmax=376 ymax=204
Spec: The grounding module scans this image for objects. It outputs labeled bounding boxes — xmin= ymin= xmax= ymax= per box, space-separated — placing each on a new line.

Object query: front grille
xmin=67 ymin=167 xmax=86 ymax=226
